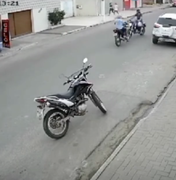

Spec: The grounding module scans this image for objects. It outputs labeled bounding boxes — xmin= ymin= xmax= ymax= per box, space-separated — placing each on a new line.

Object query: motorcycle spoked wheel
xmin=91 ymin=91 xmax=107 ymax=114
xmin=43 ymin=109 xmax=69 ymax=139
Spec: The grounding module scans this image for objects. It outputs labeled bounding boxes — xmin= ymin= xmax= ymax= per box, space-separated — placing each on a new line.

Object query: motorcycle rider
xmin=134 ymin=9 xmax=143 ymax=31
xmin=130 ymin=9 xmax=143 ymax=33
xmin=135 ymin=9 xmax=142 ymax=20
xmin=114 ymin=15 xmax=128 ymax=39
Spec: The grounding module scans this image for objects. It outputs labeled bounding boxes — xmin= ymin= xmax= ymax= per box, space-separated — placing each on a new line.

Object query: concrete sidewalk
xmin=91 ymin=79 xmax=176 ymax=180
xmin=0 ymin=4 xmax=169 ymax=59
xmin=62 ymin=4 xmax=169 ymax=27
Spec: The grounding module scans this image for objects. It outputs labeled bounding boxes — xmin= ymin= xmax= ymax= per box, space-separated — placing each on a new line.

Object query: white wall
xmin=75 ymin=0 xmax=97 ymax=16
xmin=32 ymin=8 xmax=49 ymax=33
xmin=0 ymin=0 xmax=61 ymax=15
xmin=1 ymin=14 xmax=8 ymax=19
xmin=75 ymin=0 xmax=124 ymax=16
xmin=0 ymin=0 xmax=74 ymax=33
xmin=60 ymin=0 xmax=74 ymax=17
xmin=138 ymin=0 xmax=142 ymax=7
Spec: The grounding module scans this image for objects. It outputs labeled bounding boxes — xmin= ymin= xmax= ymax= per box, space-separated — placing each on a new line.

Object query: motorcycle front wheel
xmin=43 ymin=109 xmax=69 ymax=139
xmin=128 ymin=29 xmax=132 ymax=39
xmin=91 ymin=91 xmax=107 ymax=114
xmin=140 ymin=27 xmax=145 ymax=36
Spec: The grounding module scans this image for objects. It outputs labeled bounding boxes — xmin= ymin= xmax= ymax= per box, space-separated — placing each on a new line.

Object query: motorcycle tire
xmin=91 ymin=91 xmax=107 ymax=114
xmin=43 ymin=109 xmax=69 ymax=139
xmin=115 ymin=36 xmax=121 ymax=47
xmin=140 ymin=27 xmax=145 ymax=36
xmin=128 ymin=29 xmax=132 ymax=39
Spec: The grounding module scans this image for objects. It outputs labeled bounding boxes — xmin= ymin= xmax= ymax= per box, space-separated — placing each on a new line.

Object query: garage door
xmin=8 ymin=10 xmax=32 ymax=38
xmin=60 ymin=0 xmax=74 ymax=18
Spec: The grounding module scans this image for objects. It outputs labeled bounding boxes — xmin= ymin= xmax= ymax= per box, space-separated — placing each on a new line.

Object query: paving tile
xmin=97 ymin=78 xmax=176 ymax=180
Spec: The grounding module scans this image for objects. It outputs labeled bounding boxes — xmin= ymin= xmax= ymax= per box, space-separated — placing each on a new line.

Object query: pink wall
xmin=130 ymin=0 xmax=142 ymax=8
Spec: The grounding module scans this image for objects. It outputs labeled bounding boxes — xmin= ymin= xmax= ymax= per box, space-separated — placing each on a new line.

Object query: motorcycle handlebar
xmin=85 ymin=64 xmax=92 ymax=71
xmin=76 ymin=64 xmax=92 ymax=78
xmin=63 ymin=79 xmax=72 ymax=85
xmin=63 ymin=64 xmax=92 ymax=85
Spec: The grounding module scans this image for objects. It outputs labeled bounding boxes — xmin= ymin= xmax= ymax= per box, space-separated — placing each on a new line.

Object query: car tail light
xmin=154 ymin=23 xmax=160 ymax=28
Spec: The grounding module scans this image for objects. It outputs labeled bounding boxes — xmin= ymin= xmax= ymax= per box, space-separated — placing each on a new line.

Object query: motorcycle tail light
xmin=35 ymin=98 xmax=46 ymax=103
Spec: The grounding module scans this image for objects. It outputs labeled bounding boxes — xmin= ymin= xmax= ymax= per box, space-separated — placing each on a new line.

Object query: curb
xmin=60 ymin=5 xmax=169 ymax=37
xmin=90 ymin=61 xmax=176 ymax=180
xmin=50 ymin=24 xmax=64 ymax=30
xmin=61 ymin=27 xmax=86 ymax=35
xmin=18 ymin=42 xmax=38 ymax=50
xmin=60 ymin=15 xmax=132 ymax=36
xmin=0 ymin=5 xmax=169 ymax=60
xmin=0 ymin=42 xmax=38 ymax=60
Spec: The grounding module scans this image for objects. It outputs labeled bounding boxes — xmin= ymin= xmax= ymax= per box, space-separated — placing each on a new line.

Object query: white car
xmin=171 ymin=1 xmax=176 ymax=7
xmin=152 ymin=13 xmax=176 ymax=44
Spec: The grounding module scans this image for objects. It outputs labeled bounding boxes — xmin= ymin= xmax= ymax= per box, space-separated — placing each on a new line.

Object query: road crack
xmin=74 ymin=71 xmax=176 ymax=180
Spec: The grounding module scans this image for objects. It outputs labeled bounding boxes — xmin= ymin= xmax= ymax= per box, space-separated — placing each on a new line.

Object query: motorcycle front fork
xmin=88 ymin=91 xmax=97 ymax=107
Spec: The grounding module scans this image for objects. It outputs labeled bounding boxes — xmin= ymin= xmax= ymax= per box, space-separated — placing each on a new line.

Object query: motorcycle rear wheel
xmin=43 ymin=109 xmax=69 ymax=139
xmin=115 ymin=36 xmax=121 ymax=47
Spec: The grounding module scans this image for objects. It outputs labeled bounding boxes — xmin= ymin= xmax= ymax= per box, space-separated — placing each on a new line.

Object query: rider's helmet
xmin=117 ymin=15 xmax=122 ymax=19
xmin=136 ymin=9 xmax=140 ymax=13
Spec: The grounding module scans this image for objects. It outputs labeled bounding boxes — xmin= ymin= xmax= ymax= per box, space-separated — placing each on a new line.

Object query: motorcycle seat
xmin=48 ymin=88 xmax=74 ymax=99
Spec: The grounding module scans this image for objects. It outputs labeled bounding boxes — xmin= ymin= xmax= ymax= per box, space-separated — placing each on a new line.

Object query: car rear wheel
xmin=152 ymin=37 xmax=158 ymax=44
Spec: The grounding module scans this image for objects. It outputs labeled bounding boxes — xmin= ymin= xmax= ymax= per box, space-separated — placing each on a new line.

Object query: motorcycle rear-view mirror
xmin=83 ymin=58 xmax=88 ymax=64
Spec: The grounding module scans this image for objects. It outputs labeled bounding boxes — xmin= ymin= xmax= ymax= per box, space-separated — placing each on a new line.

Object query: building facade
xmin=0 ymin=0 xmax=74 ymax=38
xmin=75 ymin=0 xmax=124 ymax=16
xmin=129 ymin=0 xmax=142 ymax=9
xmin=75 ymin=0 xmax=142 ymax=16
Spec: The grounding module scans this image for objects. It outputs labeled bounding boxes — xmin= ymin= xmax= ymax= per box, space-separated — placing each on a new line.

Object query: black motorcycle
xmin=113 ymin=28 xmax=129 ymax=47
xmin=34 ymin=58 xmax=107 ymax=139
xmin=134 ymin=19 xmax=146 ymax=36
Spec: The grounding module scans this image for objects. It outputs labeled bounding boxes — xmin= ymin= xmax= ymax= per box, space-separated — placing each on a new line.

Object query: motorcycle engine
xmin=78 ymin=103 xmax=87 ymax=114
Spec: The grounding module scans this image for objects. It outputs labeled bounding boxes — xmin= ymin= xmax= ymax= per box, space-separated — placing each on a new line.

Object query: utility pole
xmin=101 ymin=0 xmax=105 ymax=22
xmin=73 ymin=0 xmax=76 ymax=16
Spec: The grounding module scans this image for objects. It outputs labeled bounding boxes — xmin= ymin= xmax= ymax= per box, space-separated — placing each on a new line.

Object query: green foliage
xmin=48 ymin=8 xmax=65 ymax=25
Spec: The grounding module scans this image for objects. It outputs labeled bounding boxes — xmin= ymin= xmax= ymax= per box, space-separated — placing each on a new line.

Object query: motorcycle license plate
xmin=37 ymin=108 xmax=44 ymax=120
xmin=113 ymin=33 xmax=117 ymax=37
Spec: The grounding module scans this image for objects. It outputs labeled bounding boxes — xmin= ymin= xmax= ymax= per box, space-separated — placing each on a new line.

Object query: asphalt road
xmin=1 ymin=8 xmax=176 ymax=180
